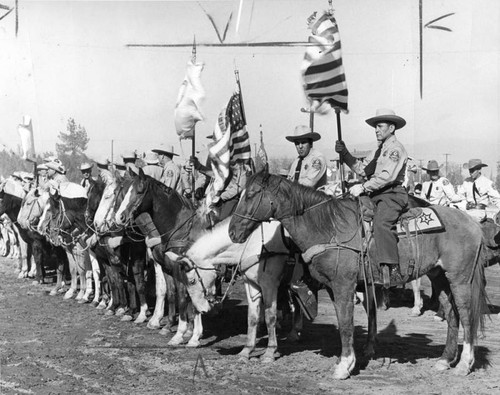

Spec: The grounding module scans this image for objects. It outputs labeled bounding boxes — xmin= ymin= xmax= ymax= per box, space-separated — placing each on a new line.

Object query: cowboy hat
xmin=365 ymin=108 xmax=406 ymax=130
xmin=46 ymin=161 xmax=66 ymax=174
xmin=113 ymin=160 xmax=127 ymax=170
xmin=143 ymin=151 xmax=159 ymax=165
xmin=80 ymin=162 xmax=93 ymax=171
xmin=37 ymin=163 xmax=48 ymax=172
xmin=285 ymin=125 xmax=321 ymax=143
xmin=467 ymin=159 xmax=488 ymax=171
xmin=21 ymin=172 xmax=34 ymax=181
xmin=121 ymin=150 xmax=137 ymax=160
xmin=12 ymin=171 xmax=23 ymax=180
xmin=422 ymin=160 xmax=441 ymax=172
xmin=94 ymin=157 xmax=110 ymax=169
xmin=152 ymin=148 xmax=179 ymax=157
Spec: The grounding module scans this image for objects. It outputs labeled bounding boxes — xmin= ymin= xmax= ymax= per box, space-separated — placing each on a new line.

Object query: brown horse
xmin=228 ymin=171 xmax=488 ymax=379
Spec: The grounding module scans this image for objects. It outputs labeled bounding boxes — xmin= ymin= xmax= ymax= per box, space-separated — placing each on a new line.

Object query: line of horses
xmin=0 ymin=167 xmax=497 ymax=380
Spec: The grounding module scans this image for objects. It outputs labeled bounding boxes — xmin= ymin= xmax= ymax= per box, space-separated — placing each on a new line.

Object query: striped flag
xmin=206 ymin=90 xmax=251 ymax=204
xmin=254 ymin=128 xmax=268 ymax=173
xmin=301 ymin=10 xmax=348 ymax=113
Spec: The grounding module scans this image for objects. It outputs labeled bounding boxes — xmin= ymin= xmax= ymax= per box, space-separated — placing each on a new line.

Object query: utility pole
xmin=444 ymin=153 xmax=450 ymax=177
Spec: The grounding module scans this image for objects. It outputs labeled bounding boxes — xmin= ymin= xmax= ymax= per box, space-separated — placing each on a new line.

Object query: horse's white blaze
xmin=115 ymin=186 xmax=133 ymax=225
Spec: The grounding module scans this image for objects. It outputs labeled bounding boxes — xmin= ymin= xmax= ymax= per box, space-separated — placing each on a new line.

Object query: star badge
xmin=419 ymin=212 xmax=433 ymax=225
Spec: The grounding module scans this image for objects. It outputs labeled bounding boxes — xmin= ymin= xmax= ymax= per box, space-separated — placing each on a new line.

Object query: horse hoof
xmin=186 ymin=341 xmax=200 ymax=348
xmin=167 ymin=338 xmax=184 ymax=347
xmin=453 ymin=363 xmax=471 ymax=376
xmin=434 ymin=359 xmax=450 ymax=371
xmin=134 ymin=315 xmax=147 ymax=324
xmin=90 ymin=300 xmax=99 ymax=307
xmin=104 ymin=309 xmax=115 ymax=316
xmin=96 ymin=303 xmax=107 ymax=310
xmin=121 ymin=315 xmax=134 ymax=322
xmin=115 ymin=308 xmax=128 ymax=317
xmin=260 ymin=356 xmax=275 ymax=364
xmin=63 ymin=290 xmax=75 ymax=300
xmin=147 ymin=322 xmax=161 ymax=330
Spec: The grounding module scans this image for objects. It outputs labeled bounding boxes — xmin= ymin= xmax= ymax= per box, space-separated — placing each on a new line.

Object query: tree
xmin=56 ymin=118 xmax=89 ymax=158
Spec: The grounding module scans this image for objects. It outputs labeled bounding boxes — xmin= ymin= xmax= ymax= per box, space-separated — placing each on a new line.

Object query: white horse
xmin=167 ymin=219 xmax=292 ymax=361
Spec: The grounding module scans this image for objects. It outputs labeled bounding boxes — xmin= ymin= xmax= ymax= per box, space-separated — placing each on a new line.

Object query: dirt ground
xmin=1 ymin=257 xmax=500 ymax=395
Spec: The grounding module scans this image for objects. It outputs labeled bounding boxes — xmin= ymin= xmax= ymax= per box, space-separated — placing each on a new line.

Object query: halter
xmin=182 ymin=257 xmax=220 ymax=303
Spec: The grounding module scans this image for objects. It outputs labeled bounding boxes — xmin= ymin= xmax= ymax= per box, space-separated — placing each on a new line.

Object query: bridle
xmin=183 ymin=257 xmax=221 ymax=303
xmin=231 ymin=179 xmax=281 ymax=223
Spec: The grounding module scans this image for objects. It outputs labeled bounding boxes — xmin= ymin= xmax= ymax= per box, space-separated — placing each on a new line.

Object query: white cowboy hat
xmin=46 ymin=161 xmax=66 ymax=174
xmin=94 ymin=157 xmax=110 ymax=168
xmin=121 ymin=150 xmax=137 ymax=160
xmin=143 ymin=151 xmax=159 ymax=165
xmin=152 ymin=148 xmax=179 ymax=158
xmin=80 ymin=162 xmax=93 ymax=171
xmin=285 ymin=125 xmax=321 ymax=143
xmin=37 ymin=163 xmax=49 ymax=172
xmin=365 ymin=108 xmax=406 ymax=130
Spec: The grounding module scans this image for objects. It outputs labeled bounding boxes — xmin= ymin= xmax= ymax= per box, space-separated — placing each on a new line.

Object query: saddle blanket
xmin=396 ymin=207 xmax=444 ymax=235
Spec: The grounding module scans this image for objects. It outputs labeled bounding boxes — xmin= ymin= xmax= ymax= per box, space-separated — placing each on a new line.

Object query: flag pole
xmin=190 ymin=36 xmax=197 ymax=202
xmin=335 ymin=108 xmax=346 ymax=193
xmin=234 ymin=61 xmax=246 ymax=120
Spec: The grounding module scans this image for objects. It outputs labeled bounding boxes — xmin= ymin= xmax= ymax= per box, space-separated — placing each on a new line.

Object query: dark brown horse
xmin=228 ymin=172 xmax=488 ymax=379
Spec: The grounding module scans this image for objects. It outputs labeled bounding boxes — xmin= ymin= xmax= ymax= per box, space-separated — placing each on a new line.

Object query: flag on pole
xmin=301 ymin=10 xmax=348 ymax=113
xmin=18 ymin=115 xmax=35 ymax=160
xmin=174 ymin=59 xmax=206 ymax=139
xmin=255 ymin=127 xmax=268 ymax=173
xmin=206 ymin=90 xmax=251 ymax=204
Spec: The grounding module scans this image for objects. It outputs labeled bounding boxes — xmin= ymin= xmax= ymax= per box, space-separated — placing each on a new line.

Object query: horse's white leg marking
xmin=410 ymin=278 xmax=423 ymax=317
xmin=63 ymin=251 xmax=77 ymax=300
xmin=186 ymin=313 xmax=203 ymax=348
xmin=88 ymin=250 xmax=101 ymax=305
xmin=454 ymin=340 xmax=474 ymax=376
xmin=168 ymin=314 xmax=188 ymax=346
xmin=333 ymin=353 xmax=356 ymax=380
xmin=147 ymin=261 xmax=165 ymax=330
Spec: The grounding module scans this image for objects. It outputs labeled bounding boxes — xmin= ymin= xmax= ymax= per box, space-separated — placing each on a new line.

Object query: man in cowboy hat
xmin=419 ymin=160 xmax=461 ymax=205
xmin=457 ymin=159 xmax=500 ymax=214
xmin=189 ymin=133 xmax=216 ymax=201
xmin=120 ymin=150 xmax=139 ymax=177
xmin=46 ymin=160 xmax=68 ymax=185
xmin=141 ymin=151 xmax=163 ymax=182
xmin=152 ymin=148 xmax=181 ymax=190
xmin=286 ymin=125 xmax=327 ymax=189
xmin=335 ymin=108 xmax=408 ymax=287
xmin=79 ymin=162 xmax=95 ymax=190
xmin=36 ymin=163 xmax=49 ymax=187
xmin=94 ymin=157 xmax=115 ymax=186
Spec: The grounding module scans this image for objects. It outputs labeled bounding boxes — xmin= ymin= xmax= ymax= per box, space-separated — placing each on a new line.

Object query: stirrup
xmin=382 ymin=265 xmax=391 ymax=289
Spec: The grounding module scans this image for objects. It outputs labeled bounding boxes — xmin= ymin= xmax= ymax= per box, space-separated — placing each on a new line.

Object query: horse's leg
xmin=18 ymin=240 xmax=30 ymax=279
xmin=410 ymin=278 xmax=423 ymax=317
xmin=186 ymin=311 xmax=203 ymax=348
xmin=63 ymin=250 xmax=78 ymax=300
xmin=74 ymin=248 xmax=87 ymax=301
xmin=32 ymin=239 xmax=45 ymax=285
xmin=89 ymin=250 xmax=101 ymax=306
xmin=132 ymin=252 xmax=148 ymax=324
xmin=238 ymin=279 xmax=261 ymax=362
xmin=330 ymin=274 xmax=357 ymax=380
xmin=80 ymin=251 xmax=93 ymax=303
xmin=359 ymin=285 xmax=378 ymax=359
xmin=50 ymin=248 xmax=66 ymax=295
xmin=168 ymin=282 xmax=193 ymax=346
xmin=28 ymin=249 xmax=37 ymax=279
xmin=147 ymin=261 xmax=166 ymax=329
xmin=162 ymin=273 xmax=177 ymax=332
xmin=432 ymin=275 xmax=459 ymax=372
xmin=260 ymin=259 xmax=285 ymax=363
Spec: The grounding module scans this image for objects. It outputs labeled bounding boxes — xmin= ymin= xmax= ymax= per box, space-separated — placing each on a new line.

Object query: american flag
xmin=301 ymin=11 xmax=348 ymax=113
xmin=254 ymin=129 xmax=268 ymax=173
xmin=207 ymin=91 xmax=251 ymax=204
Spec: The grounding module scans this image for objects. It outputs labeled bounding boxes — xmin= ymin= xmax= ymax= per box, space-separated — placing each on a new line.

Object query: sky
xmin=1 ymin=0 xmax=499 ymax=174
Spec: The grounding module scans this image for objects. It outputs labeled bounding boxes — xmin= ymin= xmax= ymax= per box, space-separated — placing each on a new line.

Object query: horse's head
xmin=115 ymin=168 xmax=152 ymax=226
xmin=229 ymin=170 xmax=278 ymax=243
xmin=166 ymin=251 xmax=219 ymax=315
xmin=85 ymin=179 xmax=106 ymax=224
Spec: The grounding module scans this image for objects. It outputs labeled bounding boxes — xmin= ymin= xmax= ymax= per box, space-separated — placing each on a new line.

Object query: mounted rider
xmin=141 ymin=151 xmax=164 ymax=182
xmin=419 ymin=160 xmax=462 ymax=206
xmin=335 ymin=108 xmax=408 ymax=288
xmin=79 ymin=162 xmax=95 ymax=191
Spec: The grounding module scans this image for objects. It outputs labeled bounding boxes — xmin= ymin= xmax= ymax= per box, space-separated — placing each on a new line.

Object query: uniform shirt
xmin=458 ymin=174 xmax=500 ymax=209
xmin=160 ymin=160 xmax=180 ymax=190
xmin=220 ymin=162 xmax=247 ymax=201
xmin=287 ymin=147 xmax=327 ymax=188
xmin=141 ymin=164 xmax=163 ymax=183
xmin=345 ymin=134 xmax=407 ymax=193
xmin=419 ymin=177 xmax=461 ymax=205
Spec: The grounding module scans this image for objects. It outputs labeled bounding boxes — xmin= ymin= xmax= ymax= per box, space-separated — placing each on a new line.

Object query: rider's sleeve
xmin=442 ymin=178 xmax=462 ymax=203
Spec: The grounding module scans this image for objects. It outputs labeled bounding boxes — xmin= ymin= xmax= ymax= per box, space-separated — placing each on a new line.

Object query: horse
xmin=83 ymin=175 xmax=148 ymax=321
xmin=165 ymin=218 xmax=293 ymax=362
xmin=115 ymin=169 xmax=212 ymax=346
xmin=228 ymin=172 xmax=489 ymax=379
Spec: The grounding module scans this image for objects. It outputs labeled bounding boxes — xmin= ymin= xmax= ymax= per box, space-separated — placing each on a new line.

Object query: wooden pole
xmin=190 ymin=36 xmax=197 ymax=202
xmin=335 ymin=108 xmax=345 ymax=193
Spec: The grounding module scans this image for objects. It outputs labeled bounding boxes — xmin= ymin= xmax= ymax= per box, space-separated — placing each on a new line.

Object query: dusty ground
xmin=1 ymin=257 xmax=500 ymax=395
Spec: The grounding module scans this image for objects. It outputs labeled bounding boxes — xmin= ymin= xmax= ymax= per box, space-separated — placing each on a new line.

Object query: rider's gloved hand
xmin=349 ymin=184 xmax=365 ymax=197
xmin=335 ymin=140 xmax=348 ymax=155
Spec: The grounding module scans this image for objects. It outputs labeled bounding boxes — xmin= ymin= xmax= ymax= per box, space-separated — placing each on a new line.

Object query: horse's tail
xmin=470 ymin=242 xmax=490 ymax=343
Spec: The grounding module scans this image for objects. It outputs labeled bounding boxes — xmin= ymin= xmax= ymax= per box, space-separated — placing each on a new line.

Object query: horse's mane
xmin=257 ymin=173 xmax=358 ymax=236
xmin=61 ymin=196 xmax=87 ymax=212
xmin=146 ymin=175 xmax=195 ymax=211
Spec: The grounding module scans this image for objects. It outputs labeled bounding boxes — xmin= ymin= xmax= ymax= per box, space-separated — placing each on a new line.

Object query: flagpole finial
xmin=328 ymin=0 xmax=334 ymax=14
xmin=192 ymin=35 xmax=197 ymax=62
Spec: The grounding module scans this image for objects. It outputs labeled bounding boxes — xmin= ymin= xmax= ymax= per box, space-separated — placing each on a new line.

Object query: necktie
xmin=293 ymin=157 xmax=303 ymax=182
xmin=364 ymin=145 xmax=382 ymax=179
xmin=426 ymin=182 xmax=433 ymax=200
xmin=472 ymin=181 xmax=479 ymax=204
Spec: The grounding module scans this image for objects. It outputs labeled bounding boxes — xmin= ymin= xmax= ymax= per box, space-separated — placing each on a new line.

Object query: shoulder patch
xmin=312 ymin=159 xmax=322 ymax=170
xmin=166 ymin=170 xmax=174 ymax=177
xmin=389 ymin=149 xmax=400 ymax=162
xmin=442 ymin=178 xmax=450 ymax=186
